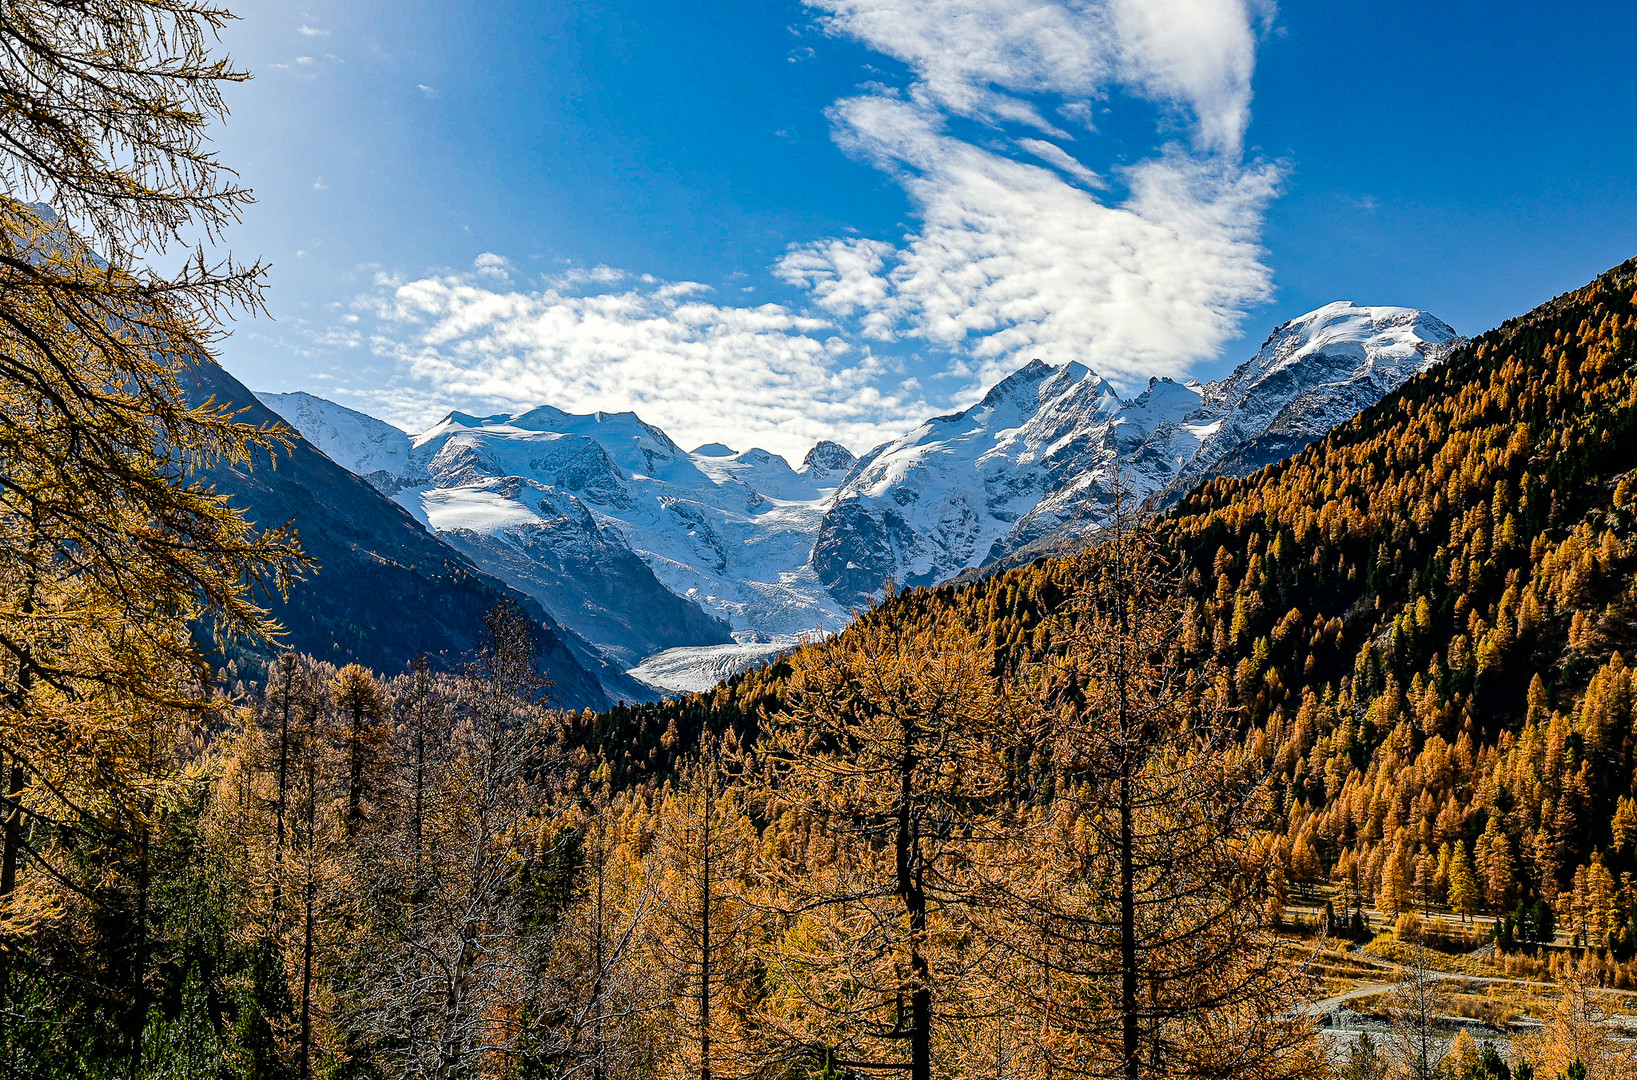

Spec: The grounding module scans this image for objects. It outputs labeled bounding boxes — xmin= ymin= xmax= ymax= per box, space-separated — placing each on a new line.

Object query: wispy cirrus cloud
xmin=806 ymin=0 xmax=1270 ymax=152
xmin=780 ymin=92 xmax=1279 ymax=388
xmin=805 ymin=0 xmax=1114 ymax=134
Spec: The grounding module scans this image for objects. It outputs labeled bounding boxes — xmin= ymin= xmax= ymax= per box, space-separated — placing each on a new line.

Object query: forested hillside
xmin=602 ymin=256 xmax=1637 ymax=947
xmin=1159 ymin=258 xmax=1637 ymax=937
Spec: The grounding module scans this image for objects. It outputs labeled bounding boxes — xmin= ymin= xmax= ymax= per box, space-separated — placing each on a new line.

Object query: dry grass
xmin=1346 ymin=991 xmax=1391 ymax=1019
xmin=1360 ymin=935 xmax=1496 ymax=978
xmin=1295 ymin=891 xmax=1637 ymax=1033
xmin=1447 ymin=991 xmax=1519 ymax=1028
xmin=1304 ymin=952 xmax=1386 ymax=981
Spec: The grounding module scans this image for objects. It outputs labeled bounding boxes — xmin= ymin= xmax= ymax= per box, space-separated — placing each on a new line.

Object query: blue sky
xmin=212 ymin=0 xmax=1637 ymax=459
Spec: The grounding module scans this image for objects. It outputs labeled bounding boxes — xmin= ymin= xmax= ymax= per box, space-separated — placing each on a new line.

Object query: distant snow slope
xmin=256 ymin=391 xmax=414 ymax=482
xmin=396 ymin=406 xmax=855 ymax=646
xmin=260 ymin=302 xmax=1456 ymax=693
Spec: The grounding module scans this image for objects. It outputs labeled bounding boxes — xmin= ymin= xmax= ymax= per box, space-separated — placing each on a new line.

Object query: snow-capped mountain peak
xmin=258 ymin=299 xmax=1458 ymax=693
xmin=810 ymin=302 xmax=1459 ymax=606
xmin=801 ymin=440 xmax=857 ymax=477
xmin=1224 ymin=302 xmax=1455 ymax=395
xmin=256 ymin=391 xmax=413 ymax=481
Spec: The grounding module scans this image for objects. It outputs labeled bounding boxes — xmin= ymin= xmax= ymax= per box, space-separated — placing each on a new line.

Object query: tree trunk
xmin=909 ymin=861 xmax=930 ymax=1080
xmin=897 ymin=725 xmax=930 ymax=1080
xmin=1115 ymin=523 xmax=1140 ymax=1080
xmin=0 ymin=754 xmax=24 ymax=1037
xmin=301 ymin=870 xmax=315 ymax=1080
xmin=591 ymin=842 xmax=606 ymax=1080
xmin=438 ymin=924 xmax=480 ymax=1080
xmin=274 ymin=658 xmax=294 ymax=918
xmin=299 ymin=723 xmax=318 ymax=1080
xmin=347 ymin=703 xmax=364 ymax=840
xmin=1120 ymin=760 xmax=1138 ymax=1080
xmin=0 ymin=760 xmax=22 ymax=899
xmin=700 ymin=787 xmax=712 ymax=1080
xmin=0 ymin=532 xmax=40 ymax=1035
xmin=129 ymin=824 xmax=151 ymax=1080
xmin=413 ymin=714 xmax=425 ymax=857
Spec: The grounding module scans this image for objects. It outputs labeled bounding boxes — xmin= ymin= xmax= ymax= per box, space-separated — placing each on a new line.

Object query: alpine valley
xmin=254 ymin=302 xmax=1459 ymax=698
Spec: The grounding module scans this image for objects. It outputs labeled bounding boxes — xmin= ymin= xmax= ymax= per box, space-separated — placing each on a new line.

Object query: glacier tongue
xmin=628 ymin=640 xmax=805 ymax=695
xmin=257 ymin=301 xmax=1457 ymax=693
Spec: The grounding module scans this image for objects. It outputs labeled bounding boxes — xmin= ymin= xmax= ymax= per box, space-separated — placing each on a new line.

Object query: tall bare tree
xmin=992 ymin=487 xmax=1320 ymax=1080
xmin=647 ymin=734 xmax=765 ymax=1080
xmin=1387 ymin=936 xmax=1451 ymax=1080
xmin=751 ymin=614 xmax=1016 ymax=1080
xmin=349 ymin=604 xmax=633 ymax=1080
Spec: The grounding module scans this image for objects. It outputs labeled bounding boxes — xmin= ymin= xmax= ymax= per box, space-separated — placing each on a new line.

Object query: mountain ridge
xmin=257 ymin=300 xmax=1456 ymax=691
xmin=186 ymin=367 xmax=651 ymax=708
xmin=810 ymin=302 xmax=1458 ymax=606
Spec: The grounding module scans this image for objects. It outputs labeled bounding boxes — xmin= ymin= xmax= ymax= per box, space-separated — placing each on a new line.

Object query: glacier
xmin=258 ymin=301 xmax=1458 ymax=695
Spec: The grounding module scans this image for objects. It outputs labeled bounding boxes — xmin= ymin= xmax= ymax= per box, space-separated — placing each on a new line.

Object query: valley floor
xmin=1282 ymin=900 xmax=1637 ymax=1058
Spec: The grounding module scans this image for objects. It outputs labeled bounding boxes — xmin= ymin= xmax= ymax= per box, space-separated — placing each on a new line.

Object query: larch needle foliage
xmin=750 ymin=614 xmax=1017 ymax=1080
xmin=994 ymin=503 xmax=1320 ymax=1080
xmin=0 ymin=1 xmax=304 ymax=1073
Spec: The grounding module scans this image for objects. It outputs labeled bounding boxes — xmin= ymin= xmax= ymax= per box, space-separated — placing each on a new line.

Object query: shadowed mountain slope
xmin=185 ymin=361 xmax=651 ymax=708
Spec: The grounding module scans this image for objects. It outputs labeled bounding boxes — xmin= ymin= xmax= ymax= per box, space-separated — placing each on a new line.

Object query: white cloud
xmin=1106 ymin=0 xmax=1266 ymax=153
xmin=806 ymin=0 xmax=1269 ymax=150
xmin=807 ymin=0 xmax=1111 ymax=133
xmin=782 ymin=0 xmax=1282 ymax=391
xmin=553 ymin=264 xmax=628 ymax=287
xmin=781 ymin=95 xmax=1277 ymax=390
xmin=296 ymin=24 xmax=330 ymax=37
xmin=776 ymin=237 xmax=898 ymax=335
xmin=359 ymin=269 xmax=930 ymax=459
xmin=472 ymin=252 xmax=512 ymax=279
xmin=1016 ymin=138 xmax=1106 ymax=189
